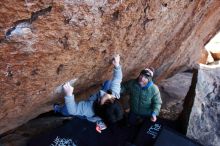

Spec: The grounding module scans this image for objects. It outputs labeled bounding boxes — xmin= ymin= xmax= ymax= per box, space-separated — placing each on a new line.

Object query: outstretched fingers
xmin=112 ymin=54 xmax=120 ymax=67
xmin=63 ymin=82 xmax=74 ymax=96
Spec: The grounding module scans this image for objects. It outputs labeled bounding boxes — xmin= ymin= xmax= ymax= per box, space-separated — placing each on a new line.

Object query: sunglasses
xmin=140 ymin=70 xmax=152 ymax=77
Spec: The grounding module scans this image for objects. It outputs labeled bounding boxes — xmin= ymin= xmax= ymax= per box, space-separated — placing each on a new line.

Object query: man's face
xmin=138 ymin=74 xmax=149 ymax=86
xmin=100 ymin=93 xmax=114 ymax=105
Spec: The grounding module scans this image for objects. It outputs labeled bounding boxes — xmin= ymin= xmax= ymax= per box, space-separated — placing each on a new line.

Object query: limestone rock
xmin=184 ymin=64 xmax=220 ymax=146
xmin=0 ymin=0 xmax=220 ymax=134
xmin=159 ymin=72 xmax=193 ymax=120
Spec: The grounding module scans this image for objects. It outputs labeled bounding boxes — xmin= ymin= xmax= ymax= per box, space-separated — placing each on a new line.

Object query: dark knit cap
xmin=140 ymin=68 xmax=154 ymax=81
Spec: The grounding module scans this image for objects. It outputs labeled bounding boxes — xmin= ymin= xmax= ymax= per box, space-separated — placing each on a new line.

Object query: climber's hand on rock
xmin=112 ymin=54 xmax=120 ymax=67
xmin=63 ymin=82 xmax=74 ymax=96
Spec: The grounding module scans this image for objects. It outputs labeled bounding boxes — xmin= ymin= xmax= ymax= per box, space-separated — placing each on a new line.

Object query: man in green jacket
xmin=121 ymin=68 xmax=162 ymax=124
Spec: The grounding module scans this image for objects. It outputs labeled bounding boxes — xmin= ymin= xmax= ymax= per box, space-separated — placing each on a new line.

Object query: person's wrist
xmin=114 ymin=63 xmax=120 ymax=67
xmin=151 ymin=112 xmax=156 ymax=117
xmin=66 ymin=92 xmax=73 ymax=96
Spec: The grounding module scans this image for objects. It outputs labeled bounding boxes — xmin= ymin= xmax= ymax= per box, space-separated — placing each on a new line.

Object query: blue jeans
xmin=101 ymin=80 xmax=112 ymax=92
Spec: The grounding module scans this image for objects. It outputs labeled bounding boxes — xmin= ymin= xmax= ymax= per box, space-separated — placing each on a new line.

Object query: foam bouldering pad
xmin=28 ymin=117 xmax=141 ymax=146
xmin=134 ymin=120 xmax=163 ymax=146
xmin=153 ymin=127 xmax=202 ymax=146
xmin=28 ymin=117 xmax=198 ymax=146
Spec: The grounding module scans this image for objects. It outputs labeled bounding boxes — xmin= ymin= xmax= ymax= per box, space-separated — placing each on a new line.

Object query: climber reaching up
xmin=53 ymin=54 xmax=123 ymax=133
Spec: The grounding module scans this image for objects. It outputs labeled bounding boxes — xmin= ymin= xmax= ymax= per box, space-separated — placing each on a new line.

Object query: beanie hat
xmin=140 ymin=67 xmax=154 ymax=80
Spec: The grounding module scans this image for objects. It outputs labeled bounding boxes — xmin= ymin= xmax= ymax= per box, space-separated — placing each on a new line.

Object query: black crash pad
xmin=28 ymin=117 xmax=200 ymax=146
xmin=153 ymin=127 xmax=202 ymax=146
xmin=134 ymin=120 xmax=201 ymax=146
xmin=134 ymin=120 xmax=163 ymax=146
xmin=28 ymin=117 xmax=162 ymax=146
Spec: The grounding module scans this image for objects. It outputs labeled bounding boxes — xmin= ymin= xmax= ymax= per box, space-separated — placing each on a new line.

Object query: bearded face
xmin=138 ymin=74 xmax=149 ymax=87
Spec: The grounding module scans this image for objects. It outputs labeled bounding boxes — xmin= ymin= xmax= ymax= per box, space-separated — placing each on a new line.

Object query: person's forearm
xmin=113 ymin=65 xmax=122 ymax=81
xmin=152 ymin=101 xmax=162 ymax=116
xmin=110 ymin=65 xmax=122 ymax=99
xmin=64 ymin=95 xmax=77 ymax=115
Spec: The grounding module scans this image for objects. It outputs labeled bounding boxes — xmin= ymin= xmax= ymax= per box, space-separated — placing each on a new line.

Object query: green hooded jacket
xmin=121 ymin=79 xmax=162 ymax=116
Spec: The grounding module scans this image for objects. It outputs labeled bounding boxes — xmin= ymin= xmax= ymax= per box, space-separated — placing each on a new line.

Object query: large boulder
xmin=0 ymin=0 xmax=220 ymax=134
xmin=181 ymin=63 xmax=220 ymax=146
xmin=159 ymin=72 xmax=193 ymax=120
xmin=199 ymin=48 xmax=209 ymax=64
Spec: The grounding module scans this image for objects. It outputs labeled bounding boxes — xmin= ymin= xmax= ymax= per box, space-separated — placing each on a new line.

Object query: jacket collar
xmin=141 ymin=81 xmax=153 ymax=90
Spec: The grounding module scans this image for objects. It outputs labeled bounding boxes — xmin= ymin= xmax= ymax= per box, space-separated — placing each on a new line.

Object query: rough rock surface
xmin=199 ymin=48 xmax=209 ymax=64
xmin=210 ymin=50 xmax=220 ymax=61
xmin=159 ymin=72 xmax=193 ymax=120
xmin=184 ymin=64 xmax=220 ymax=146
xmin=0 ymin=0 xmax=220 ymax=134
